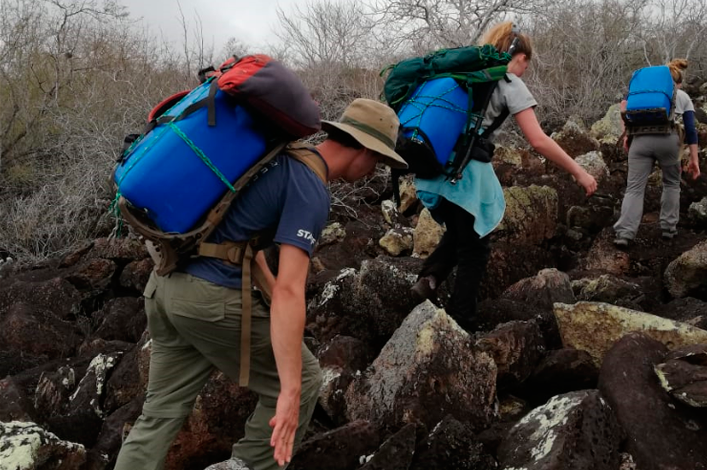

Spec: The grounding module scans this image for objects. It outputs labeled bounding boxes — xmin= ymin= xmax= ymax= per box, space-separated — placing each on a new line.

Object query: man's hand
xmin=270 ymin=389 xmax=300 ymax=466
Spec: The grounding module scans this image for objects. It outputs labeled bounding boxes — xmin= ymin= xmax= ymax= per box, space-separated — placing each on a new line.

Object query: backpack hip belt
xmin=625 ymin=121 xmax=675 ymax=136
xmin=198 ymin=239 xmax=267 ymax=387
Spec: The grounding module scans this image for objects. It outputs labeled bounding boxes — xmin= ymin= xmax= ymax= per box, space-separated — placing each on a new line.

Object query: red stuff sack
xmin=216 ymin=54 xmax=321 ymax=138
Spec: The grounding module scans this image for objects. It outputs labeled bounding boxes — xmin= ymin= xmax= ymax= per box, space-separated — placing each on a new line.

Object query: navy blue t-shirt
xmin=182 ymin=152 xmax=330 ymax=288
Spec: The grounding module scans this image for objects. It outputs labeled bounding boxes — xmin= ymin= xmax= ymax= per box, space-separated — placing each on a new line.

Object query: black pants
xmin=418 ymin=199 xmax=491 ymax=331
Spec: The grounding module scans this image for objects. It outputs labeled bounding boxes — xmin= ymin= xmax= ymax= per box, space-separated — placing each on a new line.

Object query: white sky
xmin=121 ymin=0 xmax=332 ymax=51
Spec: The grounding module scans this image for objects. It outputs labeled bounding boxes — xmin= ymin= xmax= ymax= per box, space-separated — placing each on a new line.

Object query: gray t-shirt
xmin=482 ymin=72 xmax=538 ymax=140
xmin=674 ymin=88 xmax=694 ymax=116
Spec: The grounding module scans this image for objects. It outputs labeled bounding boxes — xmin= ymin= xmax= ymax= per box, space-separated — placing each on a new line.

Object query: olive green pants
xmin=114 ymin=272 xmax=323 ymax=470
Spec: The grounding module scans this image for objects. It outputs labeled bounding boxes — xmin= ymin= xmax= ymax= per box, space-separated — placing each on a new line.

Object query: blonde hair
xmin=481 ymin=21 xmax=533 ymax=60
xmin=668 ymin=58 xmax=688 ymax=84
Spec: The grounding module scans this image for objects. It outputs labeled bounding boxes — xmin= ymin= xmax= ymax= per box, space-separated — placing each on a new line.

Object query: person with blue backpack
xmin=114 ymin=98 xmax=408 ymax=470
xmin=613 ymin=59 xmax=701 ymax=247
xmin=407 ymin=22 xmax=598 ymax=332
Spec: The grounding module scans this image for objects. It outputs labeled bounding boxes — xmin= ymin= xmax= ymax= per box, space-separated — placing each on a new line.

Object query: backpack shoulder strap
xmin=285 ymin=142 xmax=329 ymax=184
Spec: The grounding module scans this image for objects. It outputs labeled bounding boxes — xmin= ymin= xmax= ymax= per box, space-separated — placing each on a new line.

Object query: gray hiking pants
xmin=614 ymin=133 xmax=681 ymax=239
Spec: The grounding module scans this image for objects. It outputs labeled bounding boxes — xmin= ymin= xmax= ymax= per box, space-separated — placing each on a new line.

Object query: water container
xmin=397 ymin=77 xmax=469 ymax=165
xmin=114 ymin=81 xmax=268 ymax=233
xmin=625 ymin=65 xmax=675 ymax=124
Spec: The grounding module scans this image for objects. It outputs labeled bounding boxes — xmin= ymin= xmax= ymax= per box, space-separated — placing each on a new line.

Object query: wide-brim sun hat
xmin=321 ymin=98 xmax=408 ymax=169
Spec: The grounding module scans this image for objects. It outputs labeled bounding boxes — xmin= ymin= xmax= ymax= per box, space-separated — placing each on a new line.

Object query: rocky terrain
xmin=2 ymin=99 xmax=707 ymax=469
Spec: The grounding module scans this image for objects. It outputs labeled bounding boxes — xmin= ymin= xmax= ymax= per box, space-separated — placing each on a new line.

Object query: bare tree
xmin=369 ymin=0 xmax=548 ymax=52
xmin=525 ymin=0 xmax=650 ymax=126
xmin=276 ymin=0 xmax=376 ymax=68
xmin=637 ymin=0 xmax=707 ymax=65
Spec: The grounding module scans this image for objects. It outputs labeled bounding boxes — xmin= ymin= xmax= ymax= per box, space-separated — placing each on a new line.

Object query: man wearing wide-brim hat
xmin=116 ymin=97 xmax=407 ymax=470
xmin=317 ymin=98 xmax=407 ymax=174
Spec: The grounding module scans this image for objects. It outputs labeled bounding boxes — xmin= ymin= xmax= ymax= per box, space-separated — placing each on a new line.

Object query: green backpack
xmin=382 ymin=44 xmax=512 ymax=203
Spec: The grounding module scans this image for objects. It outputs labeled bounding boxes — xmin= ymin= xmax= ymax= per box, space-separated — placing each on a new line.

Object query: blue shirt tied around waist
xmin=416 ymin=160 xmax=505 ymax=237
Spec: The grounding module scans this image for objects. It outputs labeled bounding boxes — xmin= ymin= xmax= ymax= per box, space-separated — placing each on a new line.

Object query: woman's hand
xmin=687 ymin=158 xmax=701 ymax=180
xmin=576 ymin=171 xmax=598 ymax=196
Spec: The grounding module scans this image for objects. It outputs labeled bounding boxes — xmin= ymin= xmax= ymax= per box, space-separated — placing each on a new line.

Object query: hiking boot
xmin=662 ymin=229 xmax=677 ymax=240
xmin=411 ymin=275 xmax=437 ymax=301
xmin=613 ymin=237 xmax=630 ymax=248
xmin=204 ymin=457 xmax=253 ymax=470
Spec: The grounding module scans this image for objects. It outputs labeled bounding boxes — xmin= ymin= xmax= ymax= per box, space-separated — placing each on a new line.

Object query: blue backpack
xmin=624 ymin=65 xmax=676 ymax=134
xmin=111 ymin=55 xmax=324 ymax=276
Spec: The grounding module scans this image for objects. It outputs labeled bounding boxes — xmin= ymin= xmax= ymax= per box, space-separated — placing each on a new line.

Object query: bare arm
xmin=687 ymin=143 xmax=701 ymax=179
xmin=268 ymin=243 xmax=310 ymax=466
xmin=620 ymin=99 xmax=628 ymax=152
xmin=514 ymin=108 xmax=597 ymax=196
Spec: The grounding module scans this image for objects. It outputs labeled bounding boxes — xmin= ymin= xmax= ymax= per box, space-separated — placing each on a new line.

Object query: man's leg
xmin=115 ymin=273 xmax=215 ymax=470
xmin=170 ymin=279 xmax=323 ymax=470
xmin=228 ymin=336 xmax=321 ymax=470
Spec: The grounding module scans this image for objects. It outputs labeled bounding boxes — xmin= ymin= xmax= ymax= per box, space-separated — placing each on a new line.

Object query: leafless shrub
xmin=1 ymin=0 xmax=706 ymax=263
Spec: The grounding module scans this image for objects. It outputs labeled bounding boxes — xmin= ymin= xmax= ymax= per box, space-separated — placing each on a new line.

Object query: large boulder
xmin=45 ymin=351 xmax=125 ymax=446
xmin=554 ymin=301 xmax=707 ymax=366
xmin=83 ymin=396 xmax=144 ymax=470
xmin=481 ymin=243 xmax=556 ymax=301
xmin=409 ymin=416 xmax=497 ymax=470
xmin=655 ymin=344 xmax=707 ymax=408
xmin=317 ymin=335 xmax=376 ymax=424
xmin=359 ymin=424 xmax=417 ymax=470
xmin=475 ymin=320 xmax=545 ymax=390
xmin=664 ymin=240 xmax=707 ymax=298
xmin=379 ymin=227 xmax=414 ymax=256
xmin=313 ymin=209 xmax=388 ymax=272
xmin=498 ymin=390 xmax=622 ymax=470
xmin=346 ymin=301 xmax=497 ymax=432
xmin=581 ymin=230 xmax=631 ymax=276
xmin=307 ymin=257 xmax=430 ymax=351
xmin=599 ymin=333 xmax=707 ymax=469
xmin=0 ymin=275 xmax=84 ymax=376
xmin=413 ymin=208 xmax=445 ymax=258
xmin=91 ymin=297 xmax=146 ymax=343
xmin=590 ymin=103 xmax=623 ymax=144
xmin=496 ymin=185 xmax=558 ymax=245
xmin=575 ymin=151 xmax=610 ymax=185
xmin=60 ymin=238 xmax=148 ymax=267
xmin=573 ymin=274 xmax=643 ymax=306
xmin=162 ymin=371 xmax=259 ymax=470
xmin=551 ymin=119 xmax=600 ymax=158
xmin=476 ymin=298 xmax=561 ymax=349
xmin=118 ymin=258 xmax=153 ymax=292
xmin=521 ymin=348 xmax=599 ymax=406
xmin=288 ymin=420 xmax=380 ymax=470
xmin=0 ymin=421 xmax=86 ymax=469
xmin=499 ymin=268 xmax=575 ymax=310
xmin=0 ymin=302 xmax=84 ymax=377
xmin=104 ymin=331 xmax=151 ymax=413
